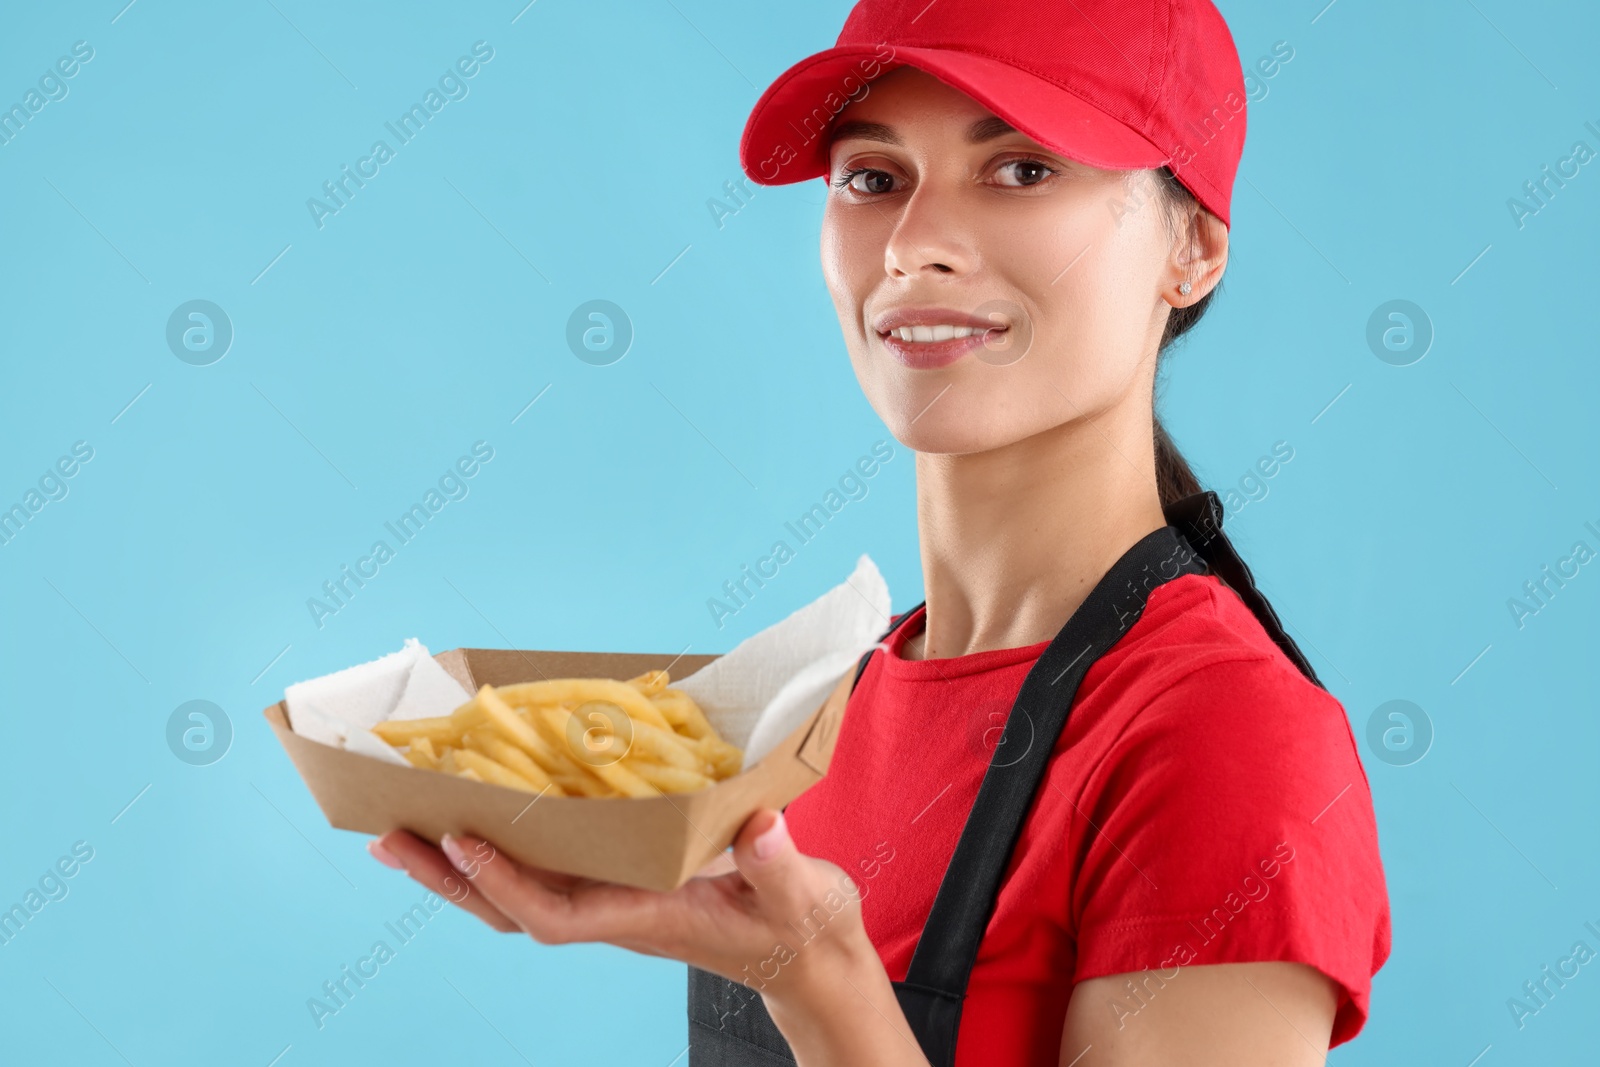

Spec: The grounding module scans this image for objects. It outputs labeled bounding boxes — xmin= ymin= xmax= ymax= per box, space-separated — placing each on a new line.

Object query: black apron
xmin=686 ymin=490 xmax=1324 ymax=1066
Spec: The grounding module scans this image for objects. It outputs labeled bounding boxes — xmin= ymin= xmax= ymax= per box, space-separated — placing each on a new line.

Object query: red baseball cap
xmin=739 ymin=0 xmax=1248 ymax=228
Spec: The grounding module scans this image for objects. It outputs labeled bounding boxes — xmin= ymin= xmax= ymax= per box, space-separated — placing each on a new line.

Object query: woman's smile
xmin=872 ymin=304 xmax=1010 ymax=368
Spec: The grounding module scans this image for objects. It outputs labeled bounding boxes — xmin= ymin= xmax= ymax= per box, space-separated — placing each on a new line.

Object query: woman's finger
xmin=440 ymin=832 xmax=655 ymax=946
xmin=726 ymin=809 xmax=832 ymax=912
xmin=370 ymin=830 xmax=520 ymax=934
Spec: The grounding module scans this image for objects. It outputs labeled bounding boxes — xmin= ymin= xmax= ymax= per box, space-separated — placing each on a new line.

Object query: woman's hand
xmin=369 ymin=809 xmax=853 ymax=993
xmin=369 ymin=810 xmax=931 ymax=1066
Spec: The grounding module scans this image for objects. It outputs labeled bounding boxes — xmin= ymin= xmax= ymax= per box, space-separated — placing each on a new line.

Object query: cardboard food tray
xmin=263 ymin=646 xmax=854 ymax=892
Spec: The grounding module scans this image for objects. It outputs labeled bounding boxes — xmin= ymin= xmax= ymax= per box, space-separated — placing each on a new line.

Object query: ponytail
xmin=1153 ymin=416 xmax=1203 ymax=507
xmin=1145 ymin=168 xmax=1324 ymax=682
xmin=1152 ymin=165 xmax=1217 ymax=510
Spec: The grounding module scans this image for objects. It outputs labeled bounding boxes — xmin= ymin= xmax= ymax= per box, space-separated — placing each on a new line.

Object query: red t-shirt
xmin=784 ymin=571 xmax=1391 ymax=1064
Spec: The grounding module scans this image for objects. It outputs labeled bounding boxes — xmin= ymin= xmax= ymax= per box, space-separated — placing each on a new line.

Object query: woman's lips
xmin=877 ymin=326 xmax=1007 ymax=369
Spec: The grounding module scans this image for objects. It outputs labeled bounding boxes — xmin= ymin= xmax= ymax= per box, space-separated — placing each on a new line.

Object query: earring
xmin=1179 ymin=281 xmax=1193 ymax=296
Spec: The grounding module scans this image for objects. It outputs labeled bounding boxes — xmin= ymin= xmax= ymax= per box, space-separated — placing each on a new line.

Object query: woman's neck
xmin=903 ymin=399 xmax=1167 ymax=661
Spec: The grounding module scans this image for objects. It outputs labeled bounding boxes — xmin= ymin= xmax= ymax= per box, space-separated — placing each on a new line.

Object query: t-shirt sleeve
xmin=1069 ymin=654 xmax=1392 ymax=1046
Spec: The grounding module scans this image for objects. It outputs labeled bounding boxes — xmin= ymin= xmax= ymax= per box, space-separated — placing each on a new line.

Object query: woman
xmin=369 ymin=1 xmax=1391 ymax=1064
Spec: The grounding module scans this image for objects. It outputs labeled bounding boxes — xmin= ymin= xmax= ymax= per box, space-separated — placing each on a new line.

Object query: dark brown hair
xmin=1150 ymin=165 xmax=1215 ymax=508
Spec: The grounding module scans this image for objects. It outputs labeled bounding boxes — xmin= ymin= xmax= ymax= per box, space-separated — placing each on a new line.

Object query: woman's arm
xmin=374 ymin=809 xmax=930 ymax=1067
xmin=1061 ymin=961 xmax=1337 ymax=1066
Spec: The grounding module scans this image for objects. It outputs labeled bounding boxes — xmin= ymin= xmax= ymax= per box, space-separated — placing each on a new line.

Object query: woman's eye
xmin=836 ymin=168 xmax=897 ymax=195
xmin=994 ymin=159 xmax=1055 ymax=188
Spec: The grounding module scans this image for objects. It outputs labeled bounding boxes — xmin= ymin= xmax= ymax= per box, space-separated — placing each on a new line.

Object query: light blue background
xmin=2 ymin=1 xmax=1596 ymax=1063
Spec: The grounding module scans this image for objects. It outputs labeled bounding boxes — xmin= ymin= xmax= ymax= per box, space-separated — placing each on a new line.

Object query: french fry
xmin=553 ymin=770 xmax=609 ymax=797
xmin=403 ymin=735 xmax=440 ymax=770
xmin=532 ymin=706 xmax=660 ymax=796
xmin=516 ymin=705 xmax=616 ymax=795
xmin=373 ymin=671 xmax=745 ymax=799
xmin=690 ymin=735 xmax=743 ymax=778
xmin=627 ymin=759 xmax=714 ymax=793
xmin=372 ymin=698 xmax=487 ymax=746
xmin=474 ymin=684 xmax=569 ymax=771
xmin=649 ymin=694 xmax=691 ymax=733
xmin=373 ymin=715 xmax=459 ymax=747
xmin=538 ymin=707 xmax=657 ymax=797
xmin=462 ymin=728 xmax=564 ymax=796
xmin=653 ymin=688 xmax=713 ymax=740
xmin=451 ymin=747 xmax=549 ymax=794
xmin=626 ymin=669 xmax=669 ymax=698
xmin=588 ymin=759 xmax=658 ymax=798
xmin=496 ymin=679 xmax=672 ymax=732
xmin=532 ymin=705 xmax=616 ymax=767
xmin=560 ymin=698 xmax=697 ymax=773
xmin=628 ymin=718 xmax=709 ymax=773
xmin=648 ymin=689 xmax=740 ymax=774
xmin=438 ymin=748 xmax=478 ymax=782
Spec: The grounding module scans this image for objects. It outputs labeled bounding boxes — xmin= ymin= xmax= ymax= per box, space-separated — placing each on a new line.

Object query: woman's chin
xmin=888 ymin=415 xmax=1017 ymax=457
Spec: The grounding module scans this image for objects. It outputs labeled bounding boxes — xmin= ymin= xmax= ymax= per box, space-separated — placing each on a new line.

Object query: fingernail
xmin=367 ymin=840 xmax=405 ymax=870
xmin=754 ymin=812 xmax=788 ymax=861
xmin=440 ymin=834 xmax=468 ymax=871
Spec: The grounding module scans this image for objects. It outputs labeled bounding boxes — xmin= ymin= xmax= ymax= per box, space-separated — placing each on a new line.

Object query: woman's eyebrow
xmin=829 ymin=116 xmax=1019 ymax=147
xmin=966 ymin=116 xmax=1017 ymax=142
xmin=830 ymin=120 xmax=901 ymax=145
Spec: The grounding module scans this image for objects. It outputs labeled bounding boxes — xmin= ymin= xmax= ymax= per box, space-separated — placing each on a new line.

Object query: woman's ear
xmin=1165 ymin=202 xmax=1229 ymax=307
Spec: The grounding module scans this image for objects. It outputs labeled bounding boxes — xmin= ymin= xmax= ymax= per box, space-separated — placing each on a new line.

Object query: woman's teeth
xmin=888 ymin=324 xmax=994 ymax=342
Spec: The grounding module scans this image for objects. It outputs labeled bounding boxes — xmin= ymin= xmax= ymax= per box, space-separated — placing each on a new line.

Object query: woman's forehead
xmin=830 ymin=114 xmax=1019 ymax=149
xmin=828 ymin=77 xmax=1044 ymax=157
xmin=831 ymin=66 xmax=998 ymax=132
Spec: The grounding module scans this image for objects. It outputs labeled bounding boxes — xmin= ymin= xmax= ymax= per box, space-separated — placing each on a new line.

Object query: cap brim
xmin=740 ymin=44 xmax=1170 ymax=185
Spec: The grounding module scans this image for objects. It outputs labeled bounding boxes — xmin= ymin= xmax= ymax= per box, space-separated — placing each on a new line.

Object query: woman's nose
xmin=883 ymin=186 xmax=976 ymax=279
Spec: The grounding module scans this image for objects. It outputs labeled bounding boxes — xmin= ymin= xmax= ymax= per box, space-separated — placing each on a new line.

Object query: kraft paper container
xmin=263 ymin=646 xmax=854 ymax=892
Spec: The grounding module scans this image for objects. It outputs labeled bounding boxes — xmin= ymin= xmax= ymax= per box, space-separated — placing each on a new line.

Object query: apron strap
xmin=850 ymin=607 xmax=917 ymax=690
xmin=893 ymin=524 xmax=1208 ymax=1059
